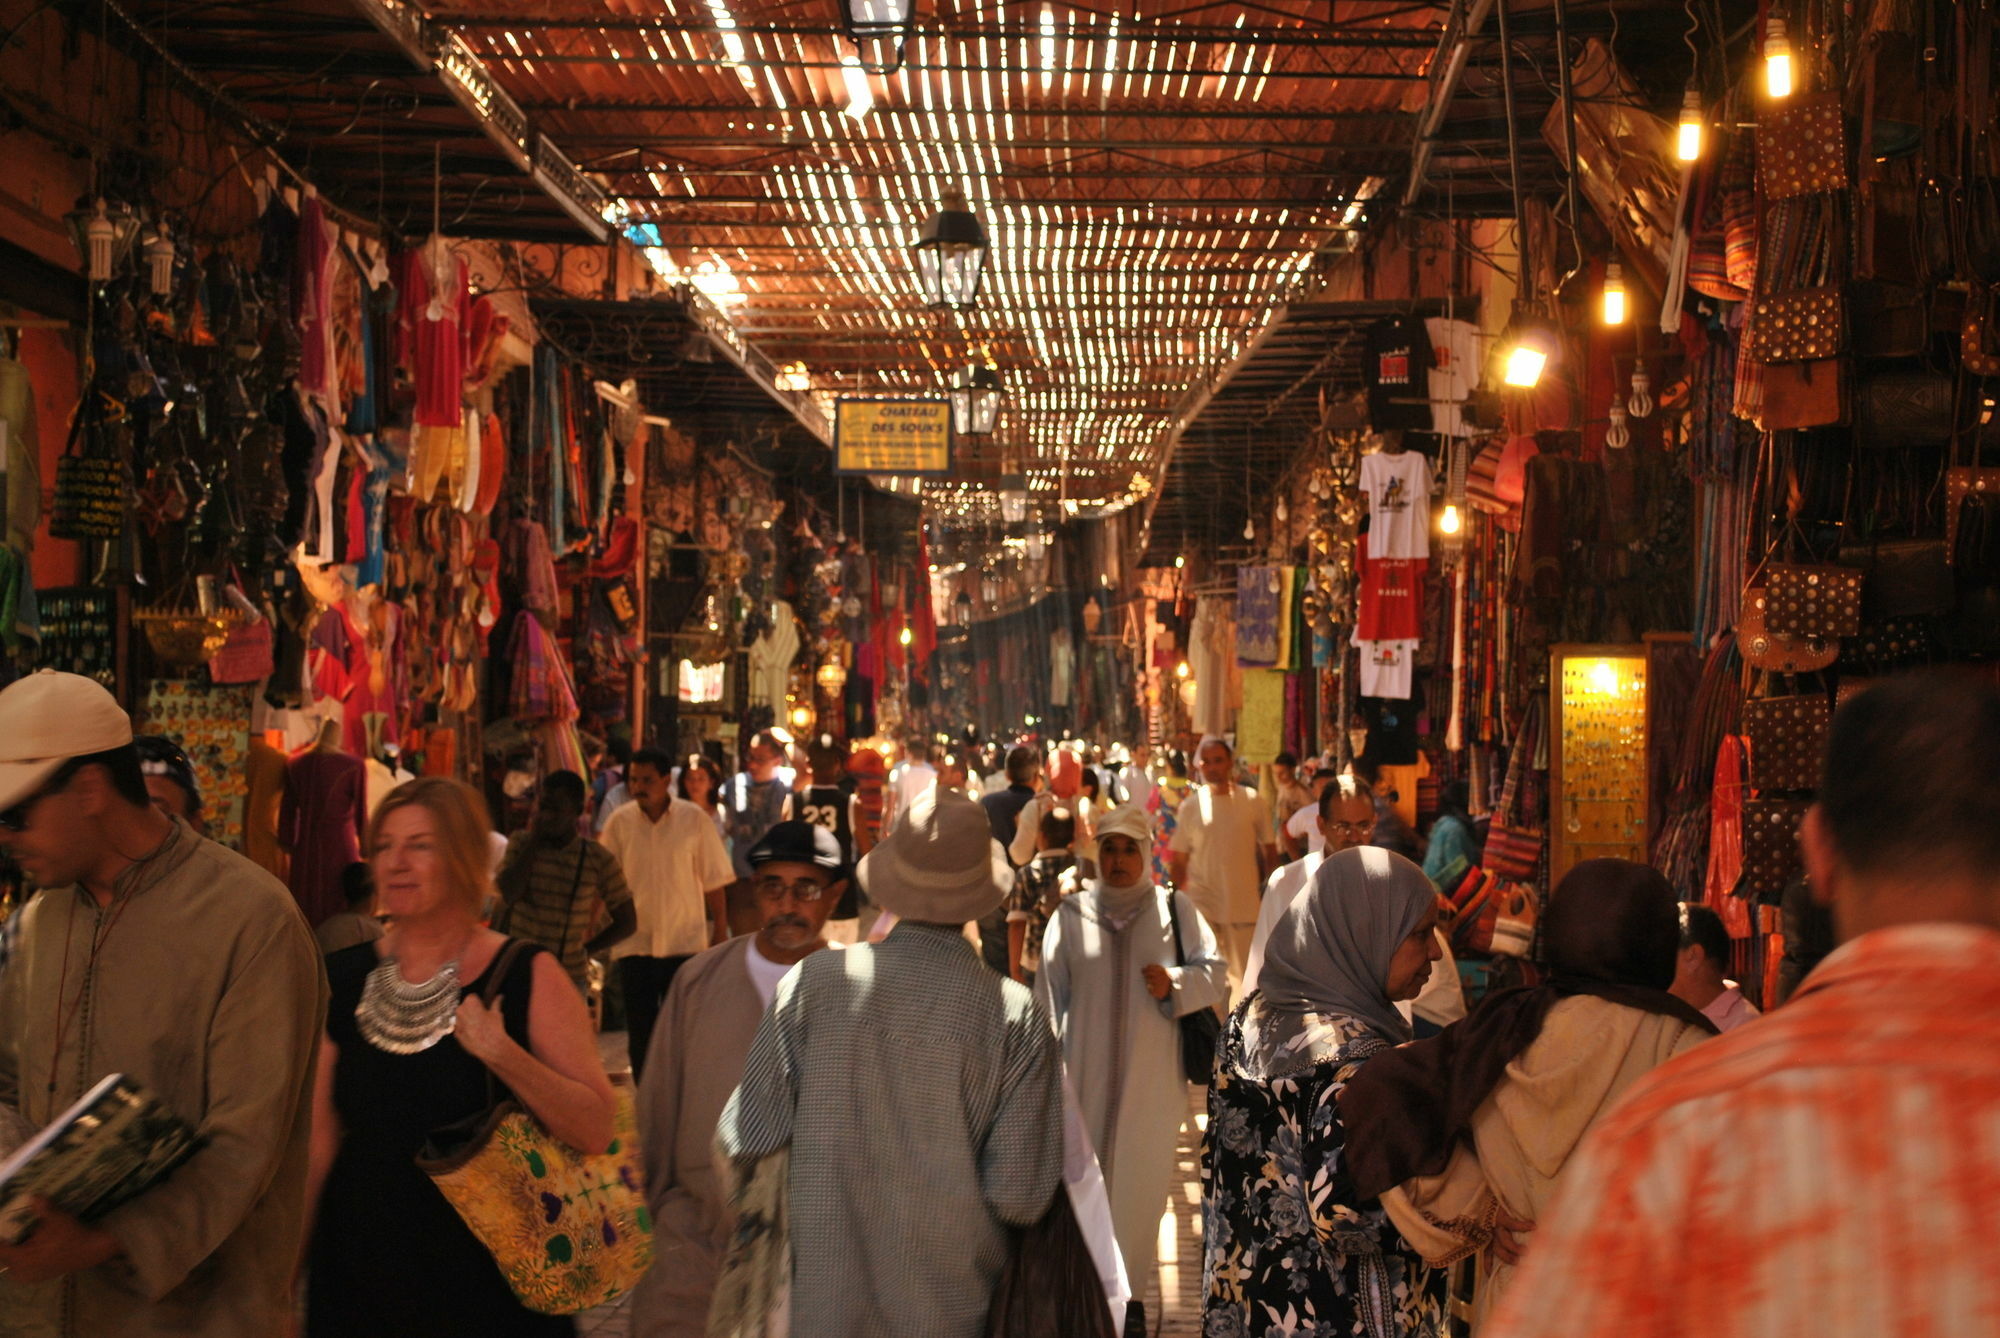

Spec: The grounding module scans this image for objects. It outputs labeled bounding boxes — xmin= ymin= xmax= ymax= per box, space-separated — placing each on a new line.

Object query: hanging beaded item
xmin=356 ymin=957 xmax=463 ymax=1054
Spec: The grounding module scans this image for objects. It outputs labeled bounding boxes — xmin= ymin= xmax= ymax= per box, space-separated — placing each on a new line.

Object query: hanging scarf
xmin=1339 ymin=859 xmax=1717 ymax=1200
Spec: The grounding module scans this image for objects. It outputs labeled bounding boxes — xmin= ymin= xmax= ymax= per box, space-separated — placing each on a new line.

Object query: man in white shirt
xmin=1167 ymin=737 xmax=1277 ymax=988
xmin=1670 ymin=903 xmax=1763 ymax=1033
xmin=1245 ymin=776 xmax=1377 ymax=993
xmin=600 ymin=746 xmax=736 ymax=1079
xmin=631 ymin=821 xmax=842 ymax=1338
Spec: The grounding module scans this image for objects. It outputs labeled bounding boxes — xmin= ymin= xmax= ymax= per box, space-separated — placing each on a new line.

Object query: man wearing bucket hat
xmin=0 ymin=671 xmax=325 ymax=1337
xmin=717 ymin=791 xmax=1063 ymax=1338
xmin=632 ymin=820 xmax=844 ymax=1338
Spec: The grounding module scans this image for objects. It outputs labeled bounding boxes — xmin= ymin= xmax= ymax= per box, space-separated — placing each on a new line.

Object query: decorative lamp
xmin=1676 ymin=85 xmax=1704 ymax=162
xmin=1764 ymin=17 xmax=1794 ymax=99
xmin=999 ymin=484 xmax=1028 ymax=524
xmin=949 ymin=363 xmax=1003 ymax=437
xmin=1499 ymin=305 xmax=1560 ymax=389
xmin=67 ymin=197 xmax=140 ymax=284
xmin=842 ymin=0 xmax=917 ymax=74
xmin=1600 ymin=262 xmax=1628 ymax=326
xmin=913 ymin=189 xmax=988 ymax=311
xmin=144 ymin=222 xmax=175 ymax=296
xmin=952 ymin=588 xmax=974 ymax=624
xmin=816 ymin=660 xmax=848 ymax=694
xmin=789 ymin=703 xmax=816 ymax=732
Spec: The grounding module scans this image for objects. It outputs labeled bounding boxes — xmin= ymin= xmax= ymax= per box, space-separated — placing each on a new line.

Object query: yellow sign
xmin=834 ymin=397 xmax=952 ymax=475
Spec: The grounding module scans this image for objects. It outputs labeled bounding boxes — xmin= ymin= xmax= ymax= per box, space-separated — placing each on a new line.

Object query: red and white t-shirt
xmin=1356 ymin=533 xmax=1427 ymax=642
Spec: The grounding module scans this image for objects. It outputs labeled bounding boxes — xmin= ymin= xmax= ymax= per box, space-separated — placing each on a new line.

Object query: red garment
xmin=400 ymin=242 xmax=468 ymax=430
xmin=1356 ymin=533 xmax=1427 ymax=642
xmin=295 ymin=195 xmax=336 ymax=399
xmin=280 ymin=747 xmax=367 ymax=926
xmin=1486 ymin=924 xmax=2000 ymax=1338
xmin=473 ymin=410 xmax=505 ymax=516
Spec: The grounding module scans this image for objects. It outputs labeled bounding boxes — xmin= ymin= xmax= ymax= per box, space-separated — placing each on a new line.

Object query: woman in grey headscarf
xmin=1199 ymin=846 xmax=1448 ymax=1338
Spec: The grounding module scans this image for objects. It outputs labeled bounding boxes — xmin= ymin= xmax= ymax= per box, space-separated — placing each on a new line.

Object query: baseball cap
xmin=0 ymin=671 xmax=137 ymax=812
xmin=745 ymin=820 xmax=846 ymax=879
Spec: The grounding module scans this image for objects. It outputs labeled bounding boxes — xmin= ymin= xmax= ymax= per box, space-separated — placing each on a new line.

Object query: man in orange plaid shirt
xmin=1486 ymin=670 xmax=2000 ymax=1338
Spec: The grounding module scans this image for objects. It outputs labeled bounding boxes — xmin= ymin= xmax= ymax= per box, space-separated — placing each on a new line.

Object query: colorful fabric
xmin=1487 ymin=923 xmax=2000 ymax=1338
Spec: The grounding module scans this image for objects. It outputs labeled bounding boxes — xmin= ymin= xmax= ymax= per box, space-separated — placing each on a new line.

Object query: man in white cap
xmin=0 ymin=671 xmax=325 ymax=1337
xmin=1038 ymin=803 xmax=1228 ymax=1328
xmin=717 ymin=790 xmax=1063 ymax=1338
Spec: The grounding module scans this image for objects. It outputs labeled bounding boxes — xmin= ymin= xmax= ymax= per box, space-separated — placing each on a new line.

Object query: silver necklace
xmin=357 ymin=954 xmax=464 ymax=1054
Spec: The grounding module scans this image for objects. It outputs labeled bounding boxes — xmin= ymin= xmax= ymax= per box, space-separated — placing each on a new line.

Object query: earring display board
xmin=1550 ymin=644 xmax=1649 ymax=883
xmin=34 ymin=585 xmax=131 ymax=704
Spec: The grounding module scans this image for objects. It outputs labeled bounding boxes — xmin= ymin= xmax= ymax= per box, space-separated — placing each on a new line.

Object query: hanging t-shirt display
xmin=1358 ymin=449 xmax=1434 ymax=560
xmin=1356 ymin=556 xmax=1428 ymax=642
xmin=1356 ymin=639 xmax=1419 ymax=699
xmin=1425 ymin=316 xmax=1481 ymax=438
xmin=1364 ymin=315 xmax=1435 ymax=431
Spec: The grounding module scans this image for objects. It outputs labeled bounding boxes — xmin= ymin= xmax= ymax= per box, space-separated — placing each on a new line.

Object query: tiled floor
xmin=587 ymin=1033 xmax=1209 ymax=1338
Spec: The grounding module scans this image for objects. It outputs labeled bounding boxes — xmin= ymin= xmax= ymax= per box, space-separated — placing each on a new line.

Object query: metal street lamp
xmin=913 ymin=189 xmax=988 ymax=311
xmin=949 ymin=364 xmax=1003 ymax=437
xmin=842 ymin=0 xmax=916 ymax=73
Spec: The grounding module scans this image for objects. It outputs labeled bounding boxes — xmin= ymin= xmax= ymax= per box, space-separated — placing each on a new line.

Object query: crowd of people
xmin=0 ymin=665 xmax=1993 ymax=1338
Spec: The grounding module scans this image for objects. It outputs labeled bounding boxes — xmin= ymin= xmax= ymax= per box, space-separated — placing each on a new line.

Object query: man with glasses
xmin=630 ymin=821 xmax=841 ymax=1338
xmin=0 ymin=671 xmax=325 ymax=1336
xmin=1241 ymin=775 xmax=1378 ymax=995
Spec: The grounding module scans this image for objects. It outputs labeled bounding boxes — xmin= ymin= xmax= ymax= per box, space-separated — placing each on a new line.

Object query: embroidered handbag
xmin=416 ymin=942 xmax=654 ymax=1315
xmin=1742 ymin=693 xmax=1828 ymax=793
xmin=49 ymin=398 xmax=126 ymax=542
xmin=1740 ymin=798 xmax=1811 ymax=902
xmin=1484 ymin=708 xmax=1544 ymax=883
xmin=1739 ymin=585 xmax=1839 ymax=674
xmin=206 ymin=617 xmax=274 ymax=685
xmin=1750 ymin=288 xmax=1847 ymax=364
xmin=1764 ymin=563 xmax=1863 ymax=639
xmin=1756 ymin=92 xmax=1849 ymax=200
xmin=1165 ymin=890 xmax=1220 ymax=1086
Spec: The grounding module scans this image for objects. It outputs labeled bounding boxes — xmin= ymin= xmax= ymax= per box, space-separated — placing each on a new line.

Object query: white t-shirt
xmin=1285 ymin=803 xmax=1324 ymax=854
xmin=743 ymin=938 xmax=794 ymax=1007
xmin=1169 ymin=784 xmax=1274 ymax=927
xmin=1426 ymin=316 xmax=1480 ymax=439
xmin=1243 ymin=850 xmax=1325 ymax=995
xmin=1355 ymin=638 xmax=1419 ymax=699
xmin=599 ymin=798 xmax=736 ymax=959
xmin=1358 ymin=450 xmax=1434 ymax=560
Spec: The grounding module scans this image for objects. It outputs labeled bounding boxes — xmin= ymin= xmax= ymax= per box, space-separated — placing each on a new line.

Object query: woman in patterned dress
xmin=1147 ymin=750 xmax=1192 ymax=886
xmin=1200 ymin=846 xmax=1448 ymax=1338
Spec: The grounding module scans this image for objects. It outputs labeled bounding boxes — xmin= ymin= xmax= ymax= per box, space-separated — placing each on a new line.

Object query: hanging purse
xmin=1741 ymin=692 xmax=1829 ymax=793
xmin=1756 ymin=92 xmax=1850 ymax=199
xmin=49 ymin=394 xmax=127 ymax=542
xmin=1849 ymin=369 xmax=1957 ymax=447
xmin=1837 ymin=537 xmax=1953 ymax=618
xmin=1740 ymin=798 xmax=1811 ymax=903
xmin=1739 ymin=584 xmax=1839 ymax=674
xmin=416 ymin=941 xmax=654 ymax=1314
xmin=206 ymin=616 xmax=274 ymax=685
xmin=1484 ymin=701 xmax=1544 ymax=882
xmin=1763 ymin=563 xmax=1864 ymax=639
xmin=1760 ymin=358 xmax=1847 ymax=430
xmin=1945 ymin=467 xmax=2000 ymax=564
xmin=1164 ymin=889 xmax=1220 ymax=1085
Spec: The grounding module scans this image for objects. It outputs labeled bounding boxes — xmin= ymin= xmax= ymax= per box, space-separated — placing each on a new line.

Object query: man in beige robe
xmin=630 ymin=821 xmax=843 ymax=1337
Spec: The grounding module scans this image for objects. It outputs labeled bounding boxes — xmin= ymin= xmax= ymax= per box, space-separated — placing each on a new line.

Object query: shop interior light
xmin=788 ymin=703 xmax=815 ymax=731
xmin=1589 ymin=659 xmax=1620 ymax=695
xmin=912 ymin=188 xmax=989 ymax=311
xmin=1764 ymin=17 xmax=1794 ymax=99
xmin=143 ymin=222 xmax=175 ymax=296
xmin=841 ymin=0 xmax=915 ymax=74
xmin=1175 ymin=661 xmax=1191 ymax=680
xmin=1601 ymin=262 xmax=1628 ymax=326
xmin=898 ymin=625 xmax=914 ymax=647
xmin=815 ymin=660 xmax=848 ymax=693
xmin=1440 ymin=503 xmax=1462 ymax=535
xmin=1500 ymin=306 xmax=1559 ymax=390
xmin=948 ymin=363 xmax=1003 ymax=437
xmin=1676 ymin=85 xmax=1704 ymax=162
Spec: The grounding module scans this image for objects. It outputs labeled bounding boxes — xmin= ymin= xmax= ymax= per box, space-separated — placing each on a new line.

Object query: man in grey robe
xmin=631 ymin=821 xmax=843 ymax=1338
xmin=718 ymin=791 xmax=1063 ymax=1338
xmin=1038 ymin=804 xmax=1228 ymax=1312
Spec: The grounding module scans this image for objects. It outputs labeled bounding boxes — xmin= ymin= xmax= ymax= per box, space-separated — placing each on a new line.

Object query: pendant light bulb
xmin=1764 ymin=18 xmax=1794 ymax=99
xmin=1503 ymin=343 xmax=1549 ymax=389
xmin=1676 ymin=85 xmax=1704 ymax=162
xmin=1242 ymin=516 xmax=1256 ymax=541
xmin=1601 ymin=262 xmax=1628 ymax=326
xmin=85 ymin=199 xmax=115 ymax=283
xmin=1440 ymin=503 xmax=1462 ymax=536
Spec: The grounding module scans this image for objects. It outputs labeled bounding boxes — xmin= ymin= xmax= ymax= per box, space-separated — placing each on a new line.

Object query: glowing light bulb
xmin=1440 ymin=503 xmax=1462 ymax=535
xmin=1175 ymin=661 xmax=1190 ymax=681
xmin=1601 ymin=263 xmax=1628 ymax=326
xmin=1503 ymin=344 xmax=1548 ymax=388
xmin=1676 ymin=86 xmax=1704 ymax=162
xmin=1173 ymin=556 xmax=1186 ymax=569
xmin=898 ymin=626 xmax=913 ymax=647
xmin=1764 ymin=18 xmax=1793 ymax=99
xmin=1590 ymin=660 xmax=1619 ymax=696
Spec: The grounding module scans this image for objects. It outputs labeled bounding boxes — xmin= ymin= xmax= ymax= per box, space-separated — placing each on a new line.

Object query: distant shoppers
xmin=1006 ymin=804 xmax=1077 ymax=983
xmin=0 ymin=671 xmax=325 ymax=1336
xmin=1147 ymin=750 xmax=1191 ymax=885
xmin=1169 ymin=736 xmax=1277 ymax=986
xmin=590 ymin=739 xmax=631 ymax=834
xmin=1669 ymin=903 xmax=1761 ymax=1032
xmin=1268 ymin=751 xmax=1313 ymax=837
xmin=305 ymin=777 xmax=616 ymax=1337
xmin=787 ymin=741 xmax=863 ymax=942
xmin=1280 ymin=765 xmax=1340 ymax=859
xmin=676 ymin=753 xmax=729 ymax=844
xmin=601 ymin=748 xmax=735 ymax=1079
xmin=1485 ymin=671 xmax=2000 ymax=1338
xmin=1200 ymin=847 xmax=1447 ymax=1336
xmin=495 ymin=770 xmax=637 ymax=990
xmin=630 ymin=821 xmax=842 ymax=1338
xmin=1243 ymin=775 xmax=1378 ymax=994
xmin=723 ymin=732 xmax=791 ymax=885
xmin=979 ymin=744 xmax=1045 ymax=973
xmin=717 ymin=791 xmax=1063 ymax=1338
xmin=1343 ymin=859 xmax=1716 ymax=1327
xmin=135 ymin=732 xmax=204 ymax=834
xmin=1038 ymin=805 xmax=1226 ymax=1314
xmin=1421 ymin=778 xmax=1481 ymax=887
xmin=316 ymin=861 xmax=385 ymax=955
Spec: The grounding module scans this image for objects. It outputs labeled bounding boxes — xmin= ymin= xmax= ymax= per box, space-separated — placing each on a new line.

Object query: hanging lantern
xmin=143 ymin=222 xmax=176 ymax=297
xmin=999 ymin=486 xmax=1028 ymax=524
xmin=1600 ymin=262 xmax=1628 ymax=326
xmin=788 ymin=702 xmax=816 ymax=732
xmin=66 ymin=197 xmax=140 ymax=284
xmin=949 ymin=363 xmax=1003 ymax=437
xmin=1499 ymin=304 xmax=1560 ymax=389
xmin=842 ymin=0 xmax=916 ymax=73
xmin=1764 ymin=17 xmax=1794 ymax=99
xmin=1676 ymin=85 xmax=1704 ymax=162
xmin=913 ymin=189 xmax=988 ymax=311
xmin=816 ymin=660 xmax=848 ymax=694
xmin=952 ymin=588 xmax=974 ymax=626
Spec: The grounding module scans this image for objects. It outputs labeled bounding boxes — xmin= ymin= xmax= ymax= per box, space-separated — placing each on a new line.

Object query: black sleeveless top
xmin=307 ymin=940 xmax=573 ymax=1338
xmin=797 ymin=784 xmax=860 ymax=918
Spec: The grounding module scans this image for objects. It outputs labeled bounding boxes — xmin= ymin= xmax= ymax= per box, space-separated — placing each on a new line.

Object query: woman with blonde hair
xmin=303 ymin=777 xmax=617 ymax=1337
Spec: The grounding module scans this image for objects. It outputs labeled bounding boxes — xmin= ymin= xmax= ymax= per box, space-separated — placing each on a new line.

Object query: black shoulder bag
xmin=1165 ymin=890 xmax=1222 ymax=1086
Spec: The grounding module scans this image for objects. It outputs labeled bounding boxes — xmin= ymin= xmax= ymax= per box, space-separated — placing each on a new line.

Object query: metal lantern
xmin=998 ymin=487 xmax=1028 ymax=524
xmin=949 ymin=364 xmax=1003 ymax=437
xmin=816 ymin=659 xmax=848 ymax=694
xmin=913 ymin=189 xmax=988 ymax=311
xmin=843 ymin=0 xmax=916 ymax=73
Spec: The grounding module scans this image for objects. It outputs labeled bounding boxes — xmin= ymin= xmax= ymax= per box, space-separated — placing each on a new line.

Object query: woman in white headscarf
xmin=1037 ymin=804 xmax=1228 ymax=1319
xmin=1199 ymin=846 xmax=1449 ymax=1338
